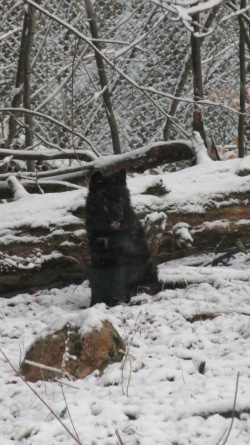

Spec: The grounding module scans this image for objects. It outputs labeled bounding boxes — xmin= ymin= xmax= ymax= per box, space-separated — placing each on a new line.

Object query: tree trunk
xmin=238 ymin=0 xmax=247 ymax=158
xmin=84 ymin=0 xmax=121 ymax=155
xmin=5 ymin=5 xmax=36 ymax=172
xmin=191 ymin=12 xmax=207 ymax=147
xmin=23 ymin=5 xmax=36 ymax=171
xmin=163 ymin=56 xmax=192 ymax=140
xmin=163 ymin=5 xmax=220 ymax=140
xmin=5 ymin=11 xmax=27 ymax=147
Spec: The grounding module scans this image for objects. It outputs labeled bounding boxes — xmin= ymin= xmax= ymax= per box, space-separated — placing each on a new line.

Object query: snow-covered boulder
xmin=21 ymin=320 xmax=125 ymax=382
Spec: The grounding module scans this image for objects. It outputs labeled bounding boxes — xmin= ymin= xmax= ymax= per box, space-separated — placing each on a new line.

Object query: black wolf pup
xmin=86 ymin=169 xmax=160 ymax=306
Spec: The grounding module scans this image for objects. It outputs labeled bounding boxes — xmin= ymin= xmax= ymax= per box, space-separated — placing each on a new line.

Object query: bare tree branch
xmin=17 ymin=0 xmax=247 ymax=130
xmin=0 ymin=147 xmax=97 ymax=162
xmin=0 ymin=27 xmax=22 ymax=42
xmin=0 ymin=140 xmax=194 ymax=190
xmin=0 ymin=107 xmax=99 ymax=155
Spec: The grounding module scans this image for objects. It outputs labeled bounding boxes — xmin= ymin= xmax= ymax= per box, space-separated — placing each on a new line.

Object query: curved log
xmin=0 ymin=140 xmax=194 ymax=198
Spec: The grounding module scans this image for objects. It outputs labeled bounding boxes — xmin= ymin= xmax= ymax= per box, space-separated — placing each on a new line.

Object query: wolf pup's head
xmin=89 ymin=169 xmax=128 ymax=230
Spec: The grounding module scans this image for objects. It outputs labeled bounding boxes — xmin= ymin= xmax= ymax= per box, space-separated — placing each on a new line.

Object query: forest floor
xmin=1 ymin=154 xmax=250 ymax=444
xmin=0 ymin=251 xmax=250 ymax=445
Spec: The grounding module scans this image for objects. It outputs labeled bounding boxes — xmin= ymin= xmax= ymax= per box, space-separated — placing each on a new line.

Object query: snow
xmin=0 ymin=188 xmax=86 ymax=238
xmin=1 ymin=157 xmax=250 ymax=444
xmin=130 ymin=155 xmax=250 ymax=215
xmin=1 ymin=256 xmax=250 ymax=444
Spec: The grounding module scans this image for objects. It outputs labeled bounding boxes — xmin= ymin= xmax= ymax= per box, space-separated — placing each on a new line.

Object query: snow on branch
xmin=0 ymin=28 xmax=22 ymax=41
xmin=175 ymin=0 xmax=225 ymax=17
xmin=7 ymin=176 xmax=29 ymax=200
xmin=0 ymin=148 xmax=97 ymax=163
xmin=152 ymin=0 xmax=250 ymax=36
xmin=0 ymin=156 xmax=13 ymax=174
xmin=192 ymin=131 xmax=212 ymax=165
xmin=153 ymin=0 xmax=225 ymax=18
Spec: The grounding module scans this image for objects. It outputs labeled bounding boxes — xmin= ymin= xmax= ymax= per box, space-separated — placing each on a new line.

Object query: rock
xmin=20 ymin=321 xmax=125 ymax=382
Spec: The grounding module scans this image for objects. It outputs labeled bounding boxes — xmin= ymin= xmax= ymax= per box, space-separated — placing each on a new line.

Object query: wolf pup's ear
xmin=89 ymin=171 xmax=103 ymax=190
xmin=115 ymin=169 xmax=126 ymax=185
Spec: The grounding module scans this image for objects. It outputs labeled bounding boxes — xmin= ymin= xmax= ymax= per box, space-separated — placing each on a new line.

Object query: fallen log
xmin=1 ymin=152 xmax=250 ymax=296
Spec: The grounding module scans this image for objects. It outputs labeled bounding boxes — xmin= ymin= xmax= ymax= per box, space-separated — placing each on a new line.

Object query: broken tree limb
xmin=0 ymin=139 xmax=194 ymax=169
xmin=0 ymin=147 xmax=98 ymax=163
xmin=0 ymin=140 xmax=194 ymax=198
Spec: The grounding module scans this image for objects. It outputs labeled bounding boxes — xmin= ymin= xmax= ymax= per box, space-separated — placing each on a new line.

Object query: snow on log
xmin=0 ymin=156 xmax=13 ymax=174
xmin=7 ymin=176 xmax=29 ymax=200
xmin=0 ymin=188 xmax=88 ymax=295
xmin=192 ymin=131 xmax=213 ymax=165
xmin=1 ymin=155 xmax=250 ymax=295
xmin=0 ymin=139 xmax=194 ymax=198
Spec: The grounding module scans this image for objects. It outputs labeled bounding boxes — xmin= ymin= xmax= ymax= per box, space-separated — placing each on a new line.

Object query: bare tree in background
xmin=163 ymin=5 xmax=220 ymax=141
xmin=5 ymin=4 xmax=36 ymax=171
xmin=238 ymin=0 xmax=247 ymax=158
xmin=191 ymin=10 xmax=207 ymax=146
xmin=23 ymin=5 xmax=36 ymax=171
xmin=84 ymin=0 xmax=121 ymax=155
xmin=1 ymin=0 xmax=250 ymax=163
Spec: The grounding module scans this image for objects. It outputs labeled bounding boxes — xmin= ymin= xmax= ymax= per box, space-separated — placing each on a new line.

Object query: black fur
xmin=86 ymin=169 xmax=160 ymax=306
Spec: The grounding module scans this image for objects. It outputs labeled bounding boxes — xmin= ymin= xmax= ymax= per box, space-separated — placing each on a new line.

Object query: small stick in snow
xmin=0 ymin=349 xmax=82 ymax=445
xmin=23 ymin=359 xmax=72 ymax=379
xmin=114 ymin=427 xmax=125 ymax=445
xmin=219 ymin=372 xmax=240 ymax=445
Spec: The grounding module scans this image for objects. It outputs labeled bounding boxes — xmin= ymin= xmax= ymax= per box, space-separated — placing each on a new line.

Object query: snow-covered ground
xmin=0 ymin=252 xmax=250 ymax=445
xmin=1 ymin=150 xmax=250 ymax=444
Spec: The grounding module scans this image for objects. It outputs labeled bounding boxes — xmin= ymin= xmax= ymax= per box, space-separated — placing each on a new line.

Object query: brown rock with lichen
xmin=20 ymin=321 xmax=125 ymax=382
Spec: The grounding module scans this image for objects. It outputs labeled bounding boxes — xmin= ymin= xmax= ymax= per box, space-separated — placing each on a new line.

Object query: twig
xmin=219 ymin=372 xmax=240 ymax=445
xmin=8 ymin=110 xmax=66 ymax=152
xmin=0 ymin=348 xmax=82 ymax=445
xmin=114 ymin=427 xmax=125 ymax=445
xmin=0 ymin=106 xmax=98 ymax=154
xmin=24 ymin=359 xmax=70 ymax=377
xmin=60 ymin=382 xmax=81 ymax=443
xmin=0 ymin=27 xmax=22 ymax=41
xmin=54 ymin=378 xmax=80 ymax=390
xmin=35 ymin=169 xmax=44 ymax=194
xmin=121 ymin=312 xmax=142 ymax=397
xmin=173 ymin=348 xmax=186 ymax=384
